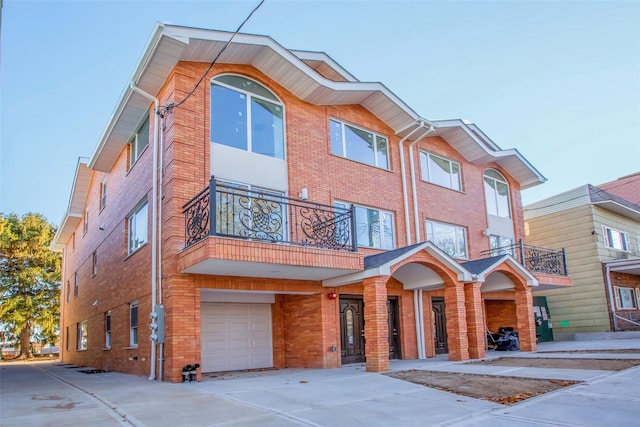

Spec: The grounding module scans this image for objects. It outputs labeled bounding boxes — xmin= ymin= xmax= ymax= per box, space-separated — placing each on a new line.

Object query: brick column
xmin=464 ymin=283 xmax=486 ymax=359
xmin=514 ymin=285 xmax=536 ymax=352
xmin=444 ymin=282 xmax=469 ymax=361
xmin=363 ymin=276 xmax=389 ymax=372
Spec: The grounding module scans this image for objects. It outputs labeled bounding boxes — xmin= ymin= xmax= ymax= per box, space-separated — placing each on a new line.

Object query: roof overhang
xmin=89 ymin=23 xmax=422 ymax=172
xmin=323 ymin=241 xmax=474 ymax=287
xmin=607 ymin=258 xmax=640 ymax=276
xmin=425 ymin=119 xmax=546 ymax=190
xmin=50 ymin=160 xmax=92 ymax=252
xmin=592 ymin=201 xmax=640 ymax=221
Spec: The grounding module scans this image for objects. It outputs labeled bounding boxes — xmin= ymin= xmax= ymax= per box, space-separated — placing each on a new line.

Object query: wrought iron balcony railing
xmin=481 ymin=240 xmax=568 ymax=276
xmin=183 ymin=178 xmax=357 ymax=251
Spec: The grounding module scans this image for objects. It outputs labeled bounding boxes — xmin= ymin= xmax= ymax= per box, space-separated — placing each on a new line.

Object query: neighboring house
xmin=51 ymin=24 xmax=570 ymax=382
xmin=524 ymin=180 xmax=640 ymax=335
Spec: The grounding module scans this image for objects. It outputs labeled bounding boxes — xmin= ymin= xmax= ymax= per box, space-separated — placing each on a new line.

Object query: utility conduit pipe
xmin=130 ymin=82 xmax=160 ymax=381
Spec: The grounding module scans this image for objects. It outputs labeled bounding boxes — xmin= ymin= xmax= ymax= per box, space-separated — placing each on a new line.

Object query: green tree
xmin=0 ymin=213 xmax=60 ymax=359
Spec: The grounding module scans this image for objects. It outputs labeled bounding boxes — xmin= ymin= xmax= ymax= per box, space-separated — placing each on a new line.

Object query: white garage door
xmin=201 ymin=303 xmax=273 ymax=372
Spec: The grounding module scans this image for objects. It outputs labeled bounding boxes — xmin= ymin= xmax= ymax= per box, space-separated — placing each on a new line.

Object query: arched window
xmin=484 ymin=169 xmax=511 ymax=218
xmin=210 ymin=75 xmax=284 ymax=159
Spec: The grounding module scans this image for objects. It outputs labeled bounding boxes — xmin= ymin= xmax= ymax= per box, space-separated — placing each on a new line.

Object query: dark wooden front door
xmin=432 ymin=298 xmax=448 ymax=354
xmin=340 ymin=298 xmax=365 ymax=364
xmin=387 ymin=298 xmax=401 ymax=359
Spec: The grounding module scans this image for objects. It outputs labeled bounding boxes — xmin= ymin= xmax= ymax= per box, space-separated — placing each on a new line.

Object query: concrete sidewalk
xmin=2 ymin=338 xmax=640 ymax=426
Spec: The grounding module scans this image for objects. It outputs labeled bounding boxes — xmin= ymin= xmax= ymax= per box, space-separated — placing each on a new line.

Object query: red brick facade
xmin=55 ymin=26 xmax=551 ymax=382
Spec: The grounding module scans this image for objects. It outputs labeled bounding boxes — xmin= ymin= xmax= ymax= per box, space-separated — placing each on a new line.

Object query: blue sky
xmin=2 ymin=0 xmax=639 ymax=224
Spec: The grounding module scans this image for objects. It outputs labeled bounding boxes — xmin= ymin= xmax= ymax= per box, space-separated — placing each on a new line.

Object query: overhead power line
xmin=161 ymin=0 xmax=265 ymax=115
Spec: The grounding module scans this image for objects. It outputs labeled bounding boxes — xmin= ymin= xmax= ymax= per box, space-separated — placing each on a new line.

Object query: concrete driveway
xmin=2 ymin=338 xmax=640 ymax=426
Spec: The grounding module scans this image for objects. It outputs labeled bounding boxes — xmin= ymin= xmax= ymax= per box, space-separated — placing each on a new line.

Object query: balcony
xmin=183 ymin=178 xmax=356 ymax=251
xmin=178 ymin=178 xmax=363 ymax=280
xmin=481 ymin=240 xmax=568 ymax=277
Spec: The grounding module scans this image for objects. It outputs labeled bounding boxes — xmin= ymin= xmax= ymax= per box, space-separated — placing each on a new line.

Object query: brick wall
xmin=609 ymin=271 xmax=640 ymax=331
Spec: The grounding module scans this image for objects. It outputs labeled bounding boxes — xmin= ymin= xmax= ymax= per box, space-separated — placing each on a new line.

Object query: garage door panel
xmin=201 ymin=302 xmax=272 ymax=372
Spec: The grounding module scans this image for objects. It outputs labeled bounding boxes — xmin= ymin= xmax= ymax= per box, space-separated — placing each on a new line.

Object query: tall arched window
xmin=211 ymin=75 xmax=284 ymax=159
xmin=484 ymin=169 xmax=511 ymax=218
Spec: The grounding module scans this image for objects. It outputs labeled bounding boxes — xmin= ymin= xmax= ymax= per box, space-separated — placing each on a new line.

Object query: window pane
xmin=131 ymin=305 xmax=138 ymax=327
xmin=251 ymin=98 xmax=284 ymax=159
xmin=496 ymin=181 xmax=510 ymax=217
xmin=456 ymin=227 xmax=467 ymax=258
xmin=330 ymin=120 xmax=343 ymax=156
xmin=344 ymin=125 xmax=375 ymax=167
xmin=429 ymin=155 xmax=452 ymax=188
xmin=211 ymin=84 xmax=247 ymax=150
xmin=376 ymin=136 xmax=389 ymax=169
xmin=130 ymin=203 xmax=148 ymax=252
xmin=136 ymin=117 xmax=150 ymax=158
xmin=215 ymin=75 xmax=278 ymax=101
xmin=451 ymin=162 xmax=461 ymax=191
xmin=356 ymin=206 xmax=373 ymax=248
xmin=382 ymin=212 xmax=394 ymax=249
xmin=420 ymin=152 xmax=429 ymax=181
xmin=484 ymin=178 xmax=498 ymax=216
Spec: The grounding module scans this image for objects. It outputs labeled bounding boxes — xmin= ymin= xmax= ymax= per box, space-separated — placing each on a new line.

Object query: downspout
xmin=604 ymin=263 xmax=618 ymax=331
xmin=60 ymin=248 xmax=66 ymax=360
xmin=130 ymin=82 xmax=160 ymax=381
xmin=408 ymin=122 xmax=436 ymax=242
xmin=399 ymin=120 xmax=432 ymax=360
xmin=400 ymin=123 xmax=427 ymax=245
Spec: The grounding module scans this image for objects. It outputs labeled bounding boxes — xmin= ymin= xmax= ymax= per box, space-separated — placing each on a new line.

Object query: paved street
xmin=2 ymin=337 xmax=640 ymax=426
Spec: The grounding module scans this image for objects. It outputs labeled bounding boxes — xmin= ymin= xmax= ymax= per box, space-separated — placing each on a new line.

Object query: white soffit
xmin=89 ymin=24 xmax=420 ymax=172
xmin=429 ymin=119 xmax=546 ymax=189
xmin=50 ymin=160 xmax=92 ymax=251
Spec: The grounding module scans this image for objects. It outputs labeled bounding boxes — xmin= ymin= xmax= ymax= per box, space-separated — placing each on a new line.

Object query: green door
xmin=533 ymin=296 xmax=554 ymax=342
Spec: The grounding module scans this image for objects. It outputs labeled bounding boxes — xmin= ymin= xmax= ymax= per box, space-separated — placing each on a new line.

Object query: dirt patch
xmin=470 ymin=357 xmax=640 ymax=371
xmin=386 ymin=370 xmax=578 ymax=405
xmin=539 ymin=349 xmax=640 ymax=354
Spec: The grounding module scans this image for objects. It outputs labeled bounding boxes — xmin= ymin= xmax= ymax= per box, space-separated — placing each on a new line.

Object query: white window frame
xmin=420 ymin=151 xmax=462 ymax=191
xmin=614 ymin=286 xmax=640 ymax=310
xmin=130 ymin=302 xmax=138 ymax=347
xmin=77 ymin=320 xmax=88 ymax=350
xmin=484 ymin=169 xmax=511 ymax=218
xmin=128 ymin=200 xmax=148 ymax=254
xmin=105 ymin=311 xmax=111 ymax=349
xmin=602 ymin=226 xmax=629 ymax=252
xmin=129 ymin=115 xmax=150 ymax=167
xmin=425 ymin=220 xmax=468 ymax=259
xmin=210 ymin=75 xmax=285 ymax=160
xmin=330 ymin=118 xmax=390 ymax=170
xmin=336 ymin=201 xmax=395 ymax=249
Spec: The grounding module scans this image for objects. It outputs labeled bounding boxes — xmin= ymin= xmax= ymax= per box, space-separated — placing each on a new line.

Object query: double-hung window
xmin=74 ymin=272 xmax=79 ymax=298
xmin=484 ymin=169 xmax=511 ymax=218
xmin=211 ymin=75 xmax=284 ymax=159
xmin=83 ymin=208 xmax=89 ymax=234
xmin=77 ymin=320 xmax=88 ymax=350
xmin=603 ymin=226 xmax=629 ymax=251
xmin=128 ymin=201 xmax=148 ymax=254
xmin=420 ymin=152 xmax=461 ymax=191
xmin=426 ymin=220 xmax=468 ymax=259
xmin=336 ymin=202 xmax=394 ymax=249
xmin=129 ymin=115 xmax=150 ymax=167
xmin=615 ymin=287 xmax=639 ymax=309
xmin=330 ymin=119 xmax=389 ymax=169
xmin=130 ymin=302 xmax=138 ymax=347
